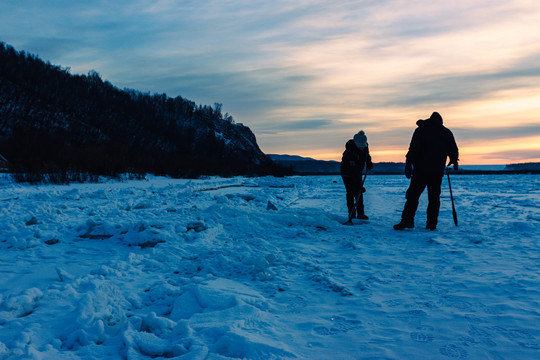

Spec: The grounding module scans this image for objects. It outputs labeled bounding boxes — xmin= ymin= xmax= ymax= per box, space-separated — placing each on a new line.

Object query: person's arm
xmin=365 ymin=147 xmax=373 ymax=170
xmin=341 ymin=149 xmax=354 ymax=174
xmin=404 ymin=129 xmax=421 ymax=178
xmin=405 ymin=128 xmax=421 ymax=164
xmin=447 ymin=131 xmax=459 ymax=170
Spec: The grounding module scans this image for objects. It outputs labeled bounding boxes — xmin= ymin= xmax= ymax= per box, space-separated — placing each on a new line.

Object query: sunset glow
xmin=1 ymin=1 xmax=539 ymax=164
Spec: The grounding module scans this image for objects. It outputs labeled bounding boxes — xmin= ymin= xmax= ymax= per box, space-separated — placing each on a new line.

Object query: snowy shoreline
xmin=1 ymin=174 xmax=539 ymax=359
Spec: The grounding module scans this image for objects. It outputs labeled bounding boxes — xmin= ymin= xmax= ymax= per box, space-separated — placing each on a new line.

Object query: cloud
xmin=454 ymin=124 xmax=540 ymax=142
xmin=480 ymin=149 xmax=540 ymax=161
xmin=258 ymin=119 xmax=335 ymax=133
xmin=386 ymin=55 xmax=540 ymax=108
xmin=18 ymin=38 xmax=80 ymax=61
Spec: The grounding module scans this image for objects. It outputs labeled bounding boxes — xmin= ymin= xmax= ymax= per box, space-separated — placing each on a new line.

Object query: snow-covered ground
xmin=0 ymin=174 xmax=539 ymax=360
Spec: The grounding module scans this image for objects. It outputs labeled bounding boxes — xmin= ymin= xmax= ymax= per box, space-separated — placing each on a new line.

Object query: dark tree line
xmin=0 ymin=42 xmax=290 ymax=182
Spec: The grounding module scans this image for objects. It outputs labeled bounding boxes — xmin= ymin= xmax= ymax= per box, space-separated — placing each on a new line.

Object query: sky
xmin=1 ymin=0 xmax=540 ymax=164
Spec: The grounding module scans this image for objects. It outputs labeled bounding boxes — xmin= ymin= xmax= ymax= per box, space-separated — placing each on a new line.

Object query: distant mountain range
xmin=269 ymin=154 xmax=540 ymax=175
xmin=505 ymin=162 xmax=540 ymax=171
xmin=269 ymin=154 xmax=404 ymax=174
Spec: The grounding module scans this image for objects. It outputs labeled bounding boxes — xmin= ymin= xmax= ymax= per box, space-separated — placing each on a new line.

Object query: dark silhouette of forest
xmin=0 ymin=42 xmax=289 ymax=182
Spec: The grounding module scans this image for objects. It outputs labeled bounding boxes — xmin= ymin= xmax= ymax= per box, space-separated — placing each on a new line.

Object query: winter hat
xmin=353 ymin=130 xmax=368 ymax=148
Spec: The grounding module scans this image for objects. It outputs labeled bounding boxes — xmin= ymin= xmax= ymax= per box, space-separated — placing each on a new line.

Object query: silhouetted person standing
xmin=394 ymin=112 xmax=458 ymax=230
xmin=341 ymin=130 xmax=373 ymax=220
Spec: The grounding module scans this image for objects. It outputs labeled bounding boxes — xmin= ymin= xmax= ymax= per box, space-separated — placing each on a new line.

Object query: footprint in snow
xmin=458 ymin=335 xmax=497 ymax=348
xmin=410 ymin=332 xmax=434 ymax=343
xmin=439 ymin=344 xmax=468 ymax=358
xmin=313 ymin=316 xmax=362 ymax=336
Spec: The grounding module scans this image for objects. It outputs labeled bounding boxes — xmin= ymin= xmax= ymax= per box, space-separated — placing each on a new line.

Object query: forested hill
xmin=0 ymin=42 xmax=287 ymax=179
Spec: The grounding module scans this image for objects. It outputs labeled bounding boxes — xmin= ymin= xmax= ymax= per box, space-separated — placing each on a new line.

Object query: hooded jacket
xmin=406 ymin=112 xmax=459 ymax=176
xmin=340 ymin=139 xmax=373 ymax=177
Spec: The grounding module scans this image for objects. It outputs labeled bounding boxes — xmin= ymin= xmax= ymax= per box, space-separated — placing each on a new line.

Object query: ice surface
xmin=0 ymin=174 xmax=539 ymax=359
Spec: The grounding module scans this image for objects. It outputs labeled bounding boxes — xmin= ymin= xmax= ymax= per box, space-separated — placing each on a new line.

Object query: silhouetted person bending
xmin=394 ymin=112 xmax=459 ymax=231
xmin=341 ymin=130 xmax=373 ymax=220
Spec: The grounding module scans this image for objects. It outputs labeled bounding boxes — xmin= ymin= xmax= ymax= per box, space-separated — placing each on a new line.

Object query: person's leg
xmin=395 ymin=176 xmax=426 ymax=229
xmin=357 ymin=192 xmax=367 ymax=219
xmin=350 ymin=184 xmax=361 ymax=218
xmin=401 ymin=175 xmax=427 ymax=223
xmin=426 ymin=175 xmax=443 ymax=229
xmin=342 ymin=176 xmax=357 ymax=217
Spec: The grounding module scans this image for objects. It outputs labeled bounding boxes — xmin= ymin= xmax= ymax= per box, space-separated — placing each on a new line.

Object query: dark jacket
xmin=340 ymin=139 xmax=373 ymax=178
xmin=406 ymin=112 xmax=459 ymax=176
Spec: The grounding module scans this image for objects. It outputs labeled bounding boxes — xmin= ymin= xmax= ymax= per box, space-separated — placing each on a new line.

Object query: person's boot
xmin=357 ymin=214 xmax=369 ymax=220
xmin=393 ymin=221 xmax=414 ymax=230
xmin=426 ymin=217 xmax=437 ymax=231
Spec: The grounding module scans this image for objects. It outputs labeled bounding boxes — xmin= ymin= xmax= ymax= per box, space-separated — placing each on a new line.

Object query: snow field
xmin=0 ymin=174 xmax=539 ymax=359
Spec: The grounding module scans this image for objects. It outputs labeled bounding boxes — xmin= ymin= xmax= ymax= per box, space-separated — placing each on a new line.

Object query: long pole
xmin=446 ymin=168 xmax=458 ymax=226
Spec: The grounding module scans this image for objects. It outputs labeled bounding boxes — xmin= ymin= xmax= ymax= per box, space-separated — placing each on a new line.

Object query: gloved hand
xmin=448 ymin=160 xmax=458 ymax=171
xmin=366 ymin=162 xmax=373 ymax=171
xmin=405 ymin=160 xmax=413 ymax=179
xmin=361 ymin=186 xmax=366 ymax=193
